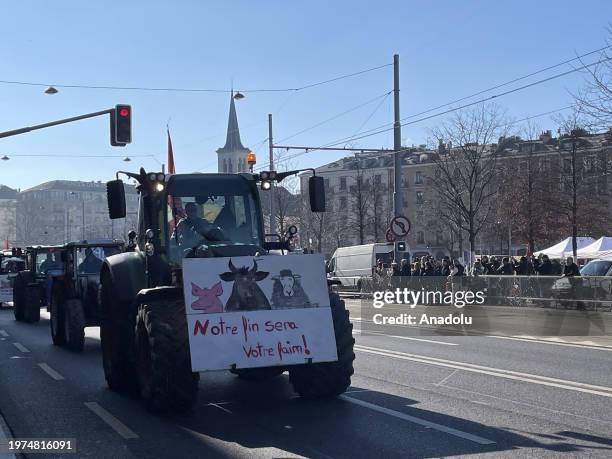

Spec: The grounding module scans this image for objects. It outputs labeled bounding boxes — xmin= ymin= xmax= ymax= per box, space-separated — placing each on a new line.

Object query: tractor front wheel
xmin=13 ymin=276 xmax=26 ymax=322
xmin=23 ymin=285 xmax=41 ymax=323
xmin=50 ymin=287 xmax=66 ymax=346
xmin=135 ymin=298 xmax=199 ymax=414
xmin=100 ymin=271 xmax=137 ymax=393
xmin=64 ymin=299 xmax=85 ymax=352
xmin=289 ymin=292 xmax=355 ymax=398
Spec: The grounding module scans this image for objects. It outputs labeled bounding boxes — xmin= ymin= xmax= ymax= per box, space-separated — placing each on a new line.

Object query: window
xmin=374 ymin=174 xmax=381 ymax=185
xmin=416 ymin=191 xmax=424 ymax=204
xmin=339 ymin=177 xmax=347 ymax=191
xmin=563 ymin=158 xmax=571 ymax=173
xmin=417 ymin=231 xmax=425 ymax=244
xmin=339 ymin=196 xmax=347 ymax=209
xmin=415 ymin=171 xmax=423 ymax=185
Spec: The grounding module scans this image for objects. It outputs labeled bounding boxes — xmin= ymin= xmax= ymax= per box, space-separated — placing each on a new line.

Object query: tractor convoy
xmin=8 ymin=167 xmax=355 ymax=415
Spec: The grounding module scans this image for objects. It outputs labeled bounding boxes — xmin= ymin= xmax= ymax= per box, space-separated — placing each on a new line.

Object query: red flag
xmin=166 ymin=130 xmax=184 ymax=231
xmin=167 ymin=130 xmax=175 ymax=174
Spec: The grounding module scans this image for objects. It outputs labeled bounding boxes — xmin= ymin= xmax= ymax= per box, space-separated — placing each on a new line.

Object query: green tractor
xmin=49 ymin=241 xmax=123 ymax=351
xmin=13 ymin=245 xmax=64 ymax=323
xmin=100 ymin=168 xmax=354 ymax=413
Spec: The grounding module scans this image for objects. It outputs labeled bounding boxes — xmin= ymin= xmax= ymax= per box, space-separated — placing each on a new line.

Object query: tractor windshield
xmin=165 ymin=175 xmax=264 ymax=260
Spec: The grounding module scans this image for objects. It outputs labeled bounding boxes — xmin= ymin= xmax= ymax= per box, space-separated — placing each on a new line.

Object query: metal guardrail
xmin=343 ymin=274 xmax=612 ymax=312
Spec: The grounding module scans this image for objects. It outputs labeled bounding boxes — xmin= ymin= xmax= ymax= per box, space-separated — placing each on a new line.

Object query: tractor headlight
xmin=156 ymin=173 xmax=165 ymax=181
xmin=145 ymin=242 xmax=155 ymax=256
xmin=154 ymin=182 xmax=165 ymax=192
xmin=261 ymin=180 xmax=271 ymax=190
xmin=148 ymin=173 xmax=157 ymax=181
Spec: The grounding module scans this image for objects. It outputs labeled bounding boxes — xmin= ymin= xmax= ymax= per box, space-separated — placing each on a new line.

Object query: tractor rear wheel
xmin=50 ymin=287 xmax=66 ymax=346
xmin=64 ymin=299 xmax=85 ymax=352
xmin=289 ymin=292 xmax=355 ymax=398
xmin=100 ymin=271 xmax=137 ymax=393
xmin=135 ymin=298 xmax=199 ymax=414
xmin=23 ymin=285 xmax=41 ymax=323
xmin=232 ymin=367 xmax=284 ymax=382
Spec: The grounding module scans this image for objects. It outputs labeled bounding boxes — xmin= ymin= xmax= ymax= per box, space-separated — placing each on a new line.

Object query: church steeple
xmin=221 ymin=92 xmax=246 ymax=151
xmin=216 ymin=92 xmax=250 ymax=173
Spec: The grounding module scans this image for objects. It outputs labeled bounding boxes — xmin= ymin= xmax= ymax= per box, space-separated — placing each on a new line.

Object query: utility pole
xmin=393 ymin=53 xmax=403 ymax=261
xmin=268 ymin=114 xmax=276 ymax=234
xmin=82 ymin=199 xmax=85 ymax=241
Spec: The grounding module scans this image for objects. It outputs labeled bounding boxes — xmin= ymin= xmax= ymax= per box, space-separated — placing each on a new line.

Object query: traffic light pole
xmin=0 ymin=108 xmax=113 ymax=139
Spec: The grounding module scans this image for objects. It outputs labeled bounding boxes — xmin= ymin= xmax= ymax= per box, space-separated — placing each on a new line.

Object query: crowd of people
xmin=376 ymin=254 xmax=582 ymax=278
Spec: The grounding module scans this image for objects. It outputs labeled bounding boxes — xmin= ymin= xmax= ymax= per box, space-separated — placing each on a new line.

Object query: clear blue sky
xmin=1 ymin=0 xmax=611 ymax=190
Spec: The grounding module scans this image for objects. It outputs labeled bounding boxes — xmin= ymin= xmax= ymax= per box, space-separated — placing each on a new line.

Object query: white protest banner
xmin=182 ymin=254 xmax=338 ymax=371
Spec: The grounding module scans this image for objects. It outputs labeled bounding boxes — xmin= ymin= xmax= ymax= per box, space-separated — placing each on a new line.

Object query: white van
xmin=327 ymin=243 xmax=401 ymax=290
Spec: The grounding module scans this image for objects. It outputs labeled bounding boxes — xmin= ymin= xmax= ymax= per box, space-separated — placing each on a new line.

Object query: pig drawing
xmin=191 ymin=281 xmax=224 ymax=313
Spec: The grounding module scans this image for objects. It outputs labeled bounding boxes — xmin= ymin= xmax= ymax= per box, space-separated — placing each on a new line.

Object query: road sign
xmin=390 ymin=215 xmax=411 ymax=237
xmin=385 ymin=229 xmax=396 ymax=243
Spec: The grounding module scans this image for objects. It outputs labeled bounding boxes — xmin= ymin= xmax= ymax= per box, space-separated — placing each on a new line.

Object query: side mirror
xmin=107 ymin=180 xmax=126 ymax=219
xmin=309 ymin=176 xmax=326 ymax=212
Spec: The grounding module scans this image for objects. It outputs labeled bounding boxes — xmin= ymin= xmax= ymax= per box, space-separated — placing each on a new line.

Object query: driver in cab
xmin=174 ymin=202 xmax=224 ymax=248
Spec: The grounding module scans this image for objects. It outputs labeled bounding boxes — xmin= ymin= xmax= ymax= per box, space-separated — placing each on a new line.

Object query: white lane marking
xmin=354 ymin=326 xmax=459 ymax=346
xmin=12 ymin=342 xmax=29 ymax=353
xmin=0 ymin=410 xmax=16 ymax=459
xmin=435 ymin=369 xmax=459 ymax=387
xmin=208 ymin=403 xmax=232 ymax=414
xmin=487 ymin=335 xmax=612 ymax=351
xmin=37 ymin=363 xmax=64 ymax=381
xmin=84 ymin=402 xmax=139 ymax=439
xmin=442 ymin=384 xmax=612 ymax=426
xmin=355 ymin=344 xmax=612 ymax=398
xmin=340 ymin=395 xmax=495 ymax=445
xmin=0 ymin=330 xmax=9 ymax=337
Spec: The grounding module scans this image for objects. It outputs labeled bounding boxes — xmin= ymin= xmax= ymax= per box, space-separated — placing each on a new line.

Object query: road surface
xmin=0 ymin=302 xmax=610 ymax=458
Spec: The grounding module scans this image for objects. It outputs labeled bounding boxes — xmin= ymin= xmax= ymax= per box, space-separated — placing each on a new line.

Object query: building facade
xmin=15 ymin=180 xmax=138 ymax=247
xmin=300 ymin=130 xmax=612 ymax=258
xmin=0 ymin=185 xmax=18 ymax=247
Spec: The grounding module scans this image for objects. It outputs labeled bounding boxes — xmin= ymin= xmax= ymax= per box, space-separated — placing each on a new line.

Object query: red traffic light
xmin=119 ymin=108 xmax=129 ymax=117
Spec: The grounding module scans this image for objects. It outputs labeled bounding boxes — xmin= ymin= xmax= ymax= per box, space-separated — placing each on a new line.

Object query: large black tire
xmin=50 ymin=287 xmax=66 ymax=346
xmin=289 ymin=293 xmax=355 ymax=398
xmin=135 ymin=299 xmax=199 ymax=414
xmin=23 ymin=285 xmax=41 ymax=323
xmin=232 ymin=367 xmax=285 ymax=382
xmin=13 ymin=275 xmax=26 ymax=322
xmin=100 ymin=271 xmax=138 ymax=393
xmin=64 ymin=299 xmax=85 ymax=352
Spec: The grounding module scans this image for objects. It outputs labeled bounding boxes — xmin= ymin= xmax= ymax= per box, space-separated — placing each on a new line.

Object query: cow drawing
xmin=219 ymin=259 xmax=271 ymax=311
xmin=191 ymin=281 xmax=224 ymax=313
xmin=271 ymin=269 xmax=312 ymax=309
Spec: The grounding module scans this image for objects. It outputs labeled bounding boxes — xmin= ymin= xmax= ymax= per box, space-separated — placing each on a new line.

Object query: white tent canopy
xmin=534 ymin=237 xmax=595 ymax=259
xmin=597 ymin=250 xmax=612 ymax=259
xmin=567 ymin=237 xmax=612 ymax=259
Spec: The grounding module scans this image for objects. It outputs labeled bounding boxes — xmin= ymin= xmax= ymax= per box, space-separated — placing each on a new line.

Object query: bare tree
xmin=552 ymin=109 xmax=610 ymax=258
xmin=573 ymin=31 xmax=612 ymax=129
xmin=347 ymin=160 xmax=371 ymax=245
xmin=428 ymin=104 xmax=509 ymax=261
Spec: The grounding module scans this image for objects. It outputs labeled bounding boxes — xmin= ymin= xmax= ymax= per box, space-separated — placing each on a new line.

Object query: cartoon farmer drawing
xmin=271 ymin=269 xmax=314 ymax=309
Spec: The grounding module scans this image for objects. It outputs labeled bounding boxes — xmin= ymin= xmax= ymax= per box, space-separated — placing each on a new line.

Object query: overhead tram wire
xmin=269 ymin=55 xmax=612 ymax=168
xmin=274 ymin=44 xmax=612 ymax=151
xmin=270 ymin=105 xmax=575 ymax=168
xmin=0 ymin=63 xmax=392 ymax=94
